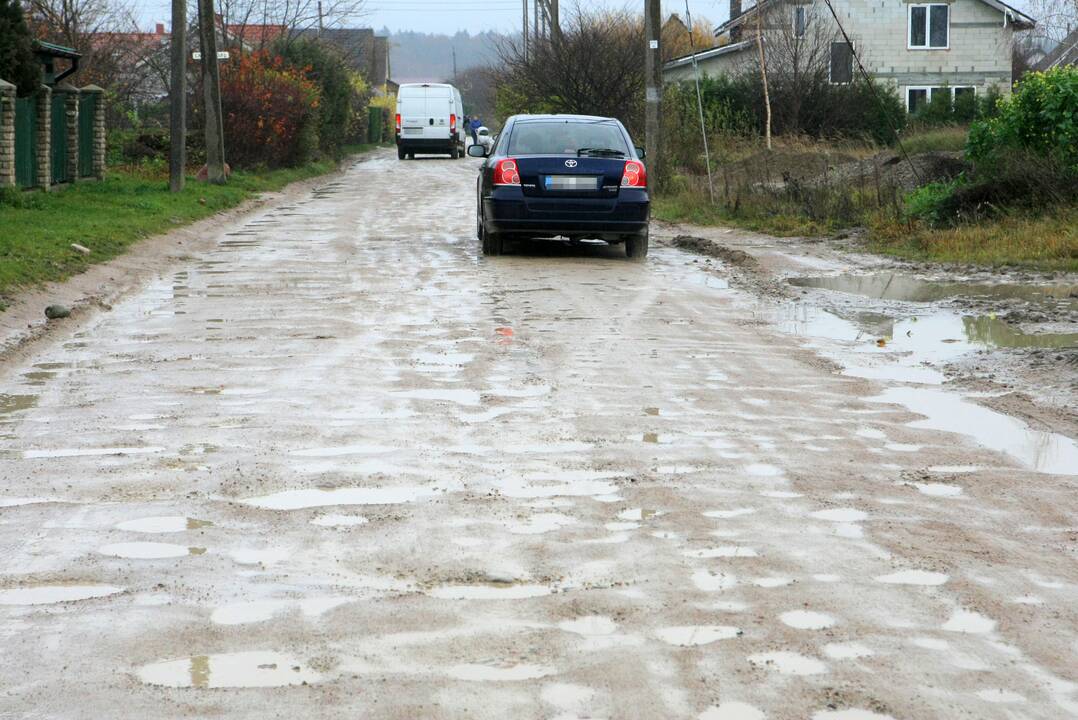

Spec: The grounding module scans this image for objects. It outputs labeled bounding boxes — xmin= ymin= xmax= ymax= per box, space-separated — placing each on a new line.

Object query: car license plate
xmin=402 ymin=128 xmax=422 ymax=136
xmin=545 ymin=175 xmax=599 ymax=191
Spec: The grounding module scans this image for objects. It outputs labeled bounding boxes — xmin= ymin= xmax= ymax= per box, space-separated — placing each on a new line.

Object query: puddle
xmin=823 ymin=642 xmax=874 ymax=659
xmin=393 ymin=388 xmax=481 ymax=406
xmin=310 ymin=514 xmax=369 ymax=527
xmin=872 ymin=386 xmax=1078 ymax=475
xmin=507 ymin=513 xmax=576 ymax=535
xmin=703 ymin=508 xmax=756 ymax=519
xmin=230 ymin=548 xmax=290 ymax=566
xmin=682 ymin=546 xmax=758 ymax=558
xmin=0 ymin=584 xmax=124 ymax=605
xmin=99 ymin=542 xmax=201 ymax=559
xmin=909 ymin=482 xmax=963 ymax=497
xmin=812 ymin=711 xmax=896 ymax=720
xmin=700 ymin=702 xmax=766 ymax=720
xmin=780 ymin=610 xmax=836 ymax=630
xmin=0 ymin=497 xmax=59 ymax=508
xmin=976 ymin=688 xmax=1026 ymax=704
xmin=211 ymin=597 xmax=353 ymax=625
xmin=0 ymin=394 xmax=37 ymax=416
xmin=942 ymin=608 xmax=996 ymax=634
xmin=810 ymin=508 xmax=868 ymax=523
xmin=558 ymin=615 xmax=618 ymax=636
xmin=115 ymin=516 xmax=212 ymax=533
xmin=747 ymin=651 xmax=827 ymax=675
xmin=137 ymin=651 xmax=321 ymax=688
xmin=446 ymin=663 xmax=552 ymax=682
xmin=24 ymin=446 xmax=164 ymax=459
xmin=428 ymin=583 xmax=552 ymax=600
xmin=692 ymin=570 xmax=738 ymax=592
xmin=618 ymin=508 xmax=662 ymax=521
xmin=289 ymin=444 xmax=394 ymax=457
xmin=744 ymin=463 xmax=783 ymax=477
xmin=654 ymin=625 xmax=741 ymax=646
xmin=875 ymin=569 xmax=948 ymax=586
xmin=753 ymin=577 xmax=792 ymax=588
xmin=790 ymin=273 xmax=1077 ymax=305
xmin=240 ymin=485 xmax=438 ymax=510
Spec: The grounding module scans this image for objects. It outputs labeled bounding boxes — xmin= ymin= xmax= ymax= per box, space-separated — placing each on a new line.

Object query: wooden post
xmin=197 ymin=0 xmax=227 ymax=184
xmin=170 ymin=0 xmax=187 ymax=192
xmin=645 ymin=0 xmax=662 ymax=188
xmin=755 ymin=7 xmax=772 ymax=151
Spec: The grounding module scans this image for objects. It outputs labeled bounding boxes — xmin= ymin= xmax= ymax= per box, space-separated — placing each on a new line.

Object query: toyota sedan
xmin=468 ymin=114 xmax=650 ymax=260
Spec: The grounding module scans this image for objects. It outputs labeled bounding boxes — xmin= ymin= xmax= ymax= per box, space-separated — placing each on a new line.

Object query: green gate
xmin=78 ymin=92 xmax=95 ymax=177
xmin=367 ymin=106 xmax=384 ymax=143
xmin=14 ymin=96 xmax=36 ymax=188
xmin=50 ymin=93 xmax=70 ymax=183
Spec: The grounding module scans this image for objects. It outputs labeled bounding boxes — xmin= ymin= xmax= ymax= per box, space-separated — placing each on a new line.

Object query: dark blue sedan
xmin=468 ymin=114 xmax=650 ymax=260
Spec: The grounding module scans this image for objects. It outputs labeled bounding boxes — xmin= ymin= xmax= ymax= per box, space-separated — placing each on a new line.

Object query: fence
xmin=0 ymin=80 xmax=104 ymax=190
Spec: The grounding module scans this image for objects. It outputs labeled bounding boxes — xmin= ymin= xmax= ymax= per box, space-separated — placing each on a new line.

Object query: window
xmin=507 ymin=120 xmax=628 ymax=156
xmin=830 ymin=41 xmax=854 ymax=84
xmin=905 ymin=86 xmax=975 ymax=113
xmin=794 ymin=6 xmax=807 ymax=38
xmin=909 ymin=4 xmax=949 ymax=49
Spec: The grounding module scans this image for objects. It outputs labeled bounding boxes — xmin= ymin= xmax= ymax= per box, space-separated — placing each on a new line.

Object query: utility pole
xmin=169 ymin=0 xmax=186 ymax=192
xmin=452 ymin=46 xmax=457 ymax=80
xmin=522 ymin=0 xmax=528 ymax=62
xmin=644 ymin=0 xmax=662 ymax=188
xmin=197 ymin=0 xmax=227 ymax=184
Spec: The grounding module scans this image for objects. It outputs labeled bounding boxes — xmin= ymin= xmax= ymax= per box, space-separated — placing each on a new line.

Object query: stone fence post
xmin=80 ymin=85 xmax=106 ymax=179
xmin=35 ymin=85 xmax=51 ymax=190
xmin=56 ymin=83 xmax=79 ymax=183
xmin=0 ymin=79 xmax=14 ymax=188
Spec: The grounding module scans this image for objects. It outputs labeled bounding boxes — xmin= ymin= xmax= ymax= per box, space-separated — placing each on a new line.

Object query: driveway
xmin=1 ymin=149 xmax=1075 ymax=719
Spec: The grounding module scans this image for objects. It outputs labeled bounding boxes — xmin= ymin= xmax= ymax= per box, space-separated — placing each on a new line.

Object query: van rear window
xmin=507 ymin=121 xmax=627 ymax=156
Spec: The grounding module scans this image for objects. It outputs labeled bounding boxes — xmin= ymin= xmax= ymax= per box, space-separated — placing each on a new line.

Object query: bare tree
xmin=215 ymin=0 xmax=368 ymax=49
xmin=1025 ymin=0 xmax=1077 ymax=41
xmin=494 ymin=8 xmax=645 ymax=135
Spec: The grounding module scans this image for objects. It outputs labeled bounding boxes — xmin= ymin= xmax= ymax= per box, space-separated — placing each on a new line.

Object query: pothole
xmin=115 ymin=516 xmax=212 ymax=533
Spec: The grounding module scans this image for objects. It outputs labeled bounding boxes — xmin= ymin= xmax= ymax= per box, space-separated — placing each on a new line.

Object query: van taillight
xmin=493 ymin=159 xmax=521 ymax=186
xmin=395 ymin=113 xmax=401 ymax=132
xmin=621 ymin=160 xmax=646 ymax=188
xmin=450 ymin=113 xmax=457 ymax=133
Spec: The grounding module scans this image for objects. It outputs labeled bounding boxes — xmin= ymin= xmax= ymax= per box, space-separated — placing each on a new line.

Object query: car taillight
xmin=621 ymin=160 xmax=646 ymax=188
xmin=494 ymin=158 xmax=521 ymax=186
xmin=395 ymin=113 xmax=401 ymax=132
xmin=450 ymin=113 xmax=456 ymax=133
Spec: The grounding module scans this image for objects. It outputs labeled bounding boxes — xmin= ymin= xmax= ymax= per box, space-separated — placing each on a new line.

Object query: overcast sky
xmin=136 ymin=0 xmax=735 ymax=34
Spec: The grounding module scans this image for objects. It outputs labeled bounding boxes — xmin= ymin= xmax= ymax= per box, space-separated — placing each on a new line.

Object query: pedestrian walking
xmin=470 ymin=116 xmax=481 ymax=145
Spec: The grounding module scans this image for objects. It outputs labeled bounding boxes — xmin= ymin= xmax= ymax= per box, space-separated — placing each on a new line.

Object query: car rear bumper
xmin=484 ymin=187 xmax=649 ymax=238
xmin=396 ymin=136 xmax=458 ymax=151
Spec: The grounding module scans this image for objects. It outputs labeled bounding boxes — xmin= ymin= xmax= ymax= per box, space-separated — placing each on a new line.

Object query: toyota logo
xmin=565 ymin=159 xmax=578 ymax=168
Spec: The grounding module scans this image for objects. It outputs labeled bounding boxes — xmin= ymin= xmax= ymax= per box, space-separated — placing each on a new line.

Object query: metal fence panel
xmin=78 ymin=93 xmax=95 ymax=177
xmin=14 ymin=96 xmax=36 ymax=188
xmin=51 ymin=93 xmax=69 ymax=183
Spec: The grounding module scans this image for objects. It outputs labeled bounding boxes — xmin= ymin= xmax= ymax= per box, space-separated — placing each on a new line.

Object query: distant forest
xmin=386 ymin=29 xmax=507 ymax=83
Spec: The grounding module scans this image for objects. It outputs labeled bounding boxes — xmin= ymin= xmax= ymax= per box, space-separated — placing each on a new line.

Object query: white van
xmin=395 ymin=83 xmax=465 ymax=160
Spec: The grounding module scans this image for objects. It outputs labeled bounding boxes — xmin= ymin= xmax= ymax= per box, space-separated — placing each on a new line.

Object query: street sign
xmin=192 ymin=51 xmax=230 ymax=60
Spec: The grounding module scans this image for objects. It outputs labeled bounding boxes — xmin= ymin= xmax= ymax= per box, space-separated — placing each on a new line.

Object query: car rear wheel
xmin=625 ymin=230 xmax=649 ymax=261
xmin=478 ymin=211 xmax=503 ymax=256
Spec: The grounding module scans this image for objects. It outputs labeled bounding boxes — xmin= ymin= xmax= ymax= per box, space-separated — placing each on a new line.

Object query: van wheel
xmin=407 ymin=153 xmax=414 ymax=160
xmin=450 ymin=145 xmax=460 ymax=159
xmin=397 ymin=146 xmax=405 ymax=160
xmin=625 ymin=230 xmax=649 ymax=261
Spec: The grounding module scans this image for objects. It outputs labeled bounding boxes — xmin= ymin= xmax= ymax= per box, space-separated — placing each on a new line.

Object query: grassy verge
xmin=652 ymin=193 xmax=833 ymax=238
xmin=0 ymin=146 xmax=381 ymax=310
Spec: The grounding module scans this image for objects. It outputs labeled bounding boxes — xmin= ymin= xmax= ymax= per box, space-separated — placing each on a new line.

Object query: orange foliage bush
xmin=219 ymin=51 xmax=321 ymax=168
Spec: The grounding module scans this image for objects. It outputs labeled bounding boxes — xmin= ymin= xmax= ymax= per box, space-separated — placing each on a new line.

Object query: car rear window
xmin=507 ymin=121 xmax=628 ymax=156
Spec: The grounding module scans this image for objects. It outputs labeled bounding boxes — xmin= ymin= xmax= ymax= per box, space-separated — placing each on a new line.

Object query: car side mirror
xmin=468 ymin=144 xmax=488 ymax=158
xmin=635 ymin=146 xmax=646 ymax=160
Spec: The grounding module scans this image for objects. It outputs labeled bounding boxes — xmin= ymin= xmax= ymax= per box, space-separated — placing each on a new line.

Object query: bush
xmin=0 ymin=0 xmax=39 ymax=96
xmin=219 ymin=51 xmax=321 ymax=168
xmin=966 ymin=68 xmax=1078 ymax=171
xmin=905 ymin=179 xmax=963 ymax=226
xmin=273 ymin=39 xmax=366 ymax=156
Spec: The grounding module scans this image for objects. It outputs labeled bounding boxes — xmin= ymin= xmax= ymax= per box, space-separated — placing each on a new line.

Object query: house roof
xmin=664 ymin=40 xmax=755 ymax=70
xmin=33 ymin=40 xmax=81 ymax=59
xmin=1038 ymin=27 xmax=1078 ymax=69
xmin=714 ymin=0 xmax=1035 ymax=35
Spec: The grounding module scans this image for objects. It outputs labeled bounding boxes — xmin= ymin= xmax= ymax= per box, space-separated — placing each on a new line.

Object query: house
xmin=664 ymin=0 xmax=1035 ymax=113
xmin=296 ymin=28 xmax=392 ymax=89
xmin=1037 ymin=27 xmax=1078 ymax=69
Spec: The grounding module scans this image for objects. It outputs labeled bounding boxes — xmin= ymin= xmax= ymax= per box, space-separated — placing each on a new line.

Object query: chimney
xmin=156 ymin=22 xmax=165 ymax=35
xmin=730 ymin=0 xmax=742 ymax=20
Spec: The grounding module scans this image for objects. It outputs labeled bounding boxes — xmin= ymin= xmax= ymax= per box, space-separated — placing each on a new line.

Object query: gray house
xmin=665 ymin=0 xmax=1035 ymax=113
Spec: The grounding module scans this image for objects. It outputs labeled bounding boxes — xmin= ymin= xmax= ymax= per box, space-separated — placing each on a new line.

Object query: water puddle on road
xmin=427 ymin=581 xmax=553 ymax=600
xmin=747 ymin=651 xmax=828 ymax=676
xmin=0 ymin=496 xmax=60 ymax=508
xmin=115 ymin=516 xmax=212 ymax=533
xmin=98 ymin=542 xmax=203 ymax=559
xmin=0 ymin=584 xmax=125 ymax=605
xmin=446 ymin=663 xmax=552 ymax=682
xmin=211 ymin=597 xmax=354 ymax=625
xmin=0 ymin=394 xmax=38 ymax=417
xmin=24 ymin=446 xmax=164 ymax=459
xmin=871 ymin=386 xmax=1078 ymax=475
xmin=875 ymin=569 xmax=949 ymax=586
xmin=137 ymin=651 xmax=322 ymax=688
xmin=779 ymin=610 xmax=837 ymax=630
xmin=240 ymin=484 xmax=439 ymax=510
xmin=789 ymin=273 xmax=1077 ymax=305
xmin=654 ymin=625 xmax=741 ymax=646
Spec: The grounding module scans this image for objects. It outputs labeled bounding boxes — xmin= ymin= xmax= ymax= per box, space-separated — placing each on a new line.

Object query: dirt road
xmin=1 ymin=149 xmax=1076 ymax=719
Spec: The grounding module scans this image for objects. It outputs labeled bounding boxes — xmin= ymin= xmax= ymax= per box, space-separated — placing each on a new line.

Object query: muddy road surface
xmin=1 ymin=149 xmax=1076 ymax=719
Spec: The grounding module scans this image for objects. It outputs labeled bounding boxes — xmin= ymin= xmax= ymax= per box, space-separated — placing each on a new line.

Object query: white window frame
xmin=905 ymin=85 xmax=975 ymax=112
xmin=793 ymin=6 xmax=807 ymax=38
xmin=908 ymin=3 xmax=950 ymax=50
xmin=828 ymin=40 xmax=855 ymax=84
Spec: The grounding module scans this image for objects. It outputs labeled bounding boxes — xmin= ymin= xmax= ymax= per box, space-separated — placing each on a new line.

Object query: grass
xmin=0 ymin=146 xmax=380 ymax=310
xmin=868 ymin=208 xmax=1078 ymax=271
xmin=652 ymin=192 xmax=831 ymax=237
xmin=896 ymin=126 xmax=970 ymax=155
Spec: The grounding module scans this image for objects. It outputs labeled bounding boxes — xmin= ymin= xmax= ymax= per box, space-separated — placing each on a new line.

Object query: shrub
xmin=966 ymin=68 xmax=1078 ymax=171
xmin=219 ymin=51 xmax=321 ymax=168
xmin=273 ymin=39 xmax=365 ymax=156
